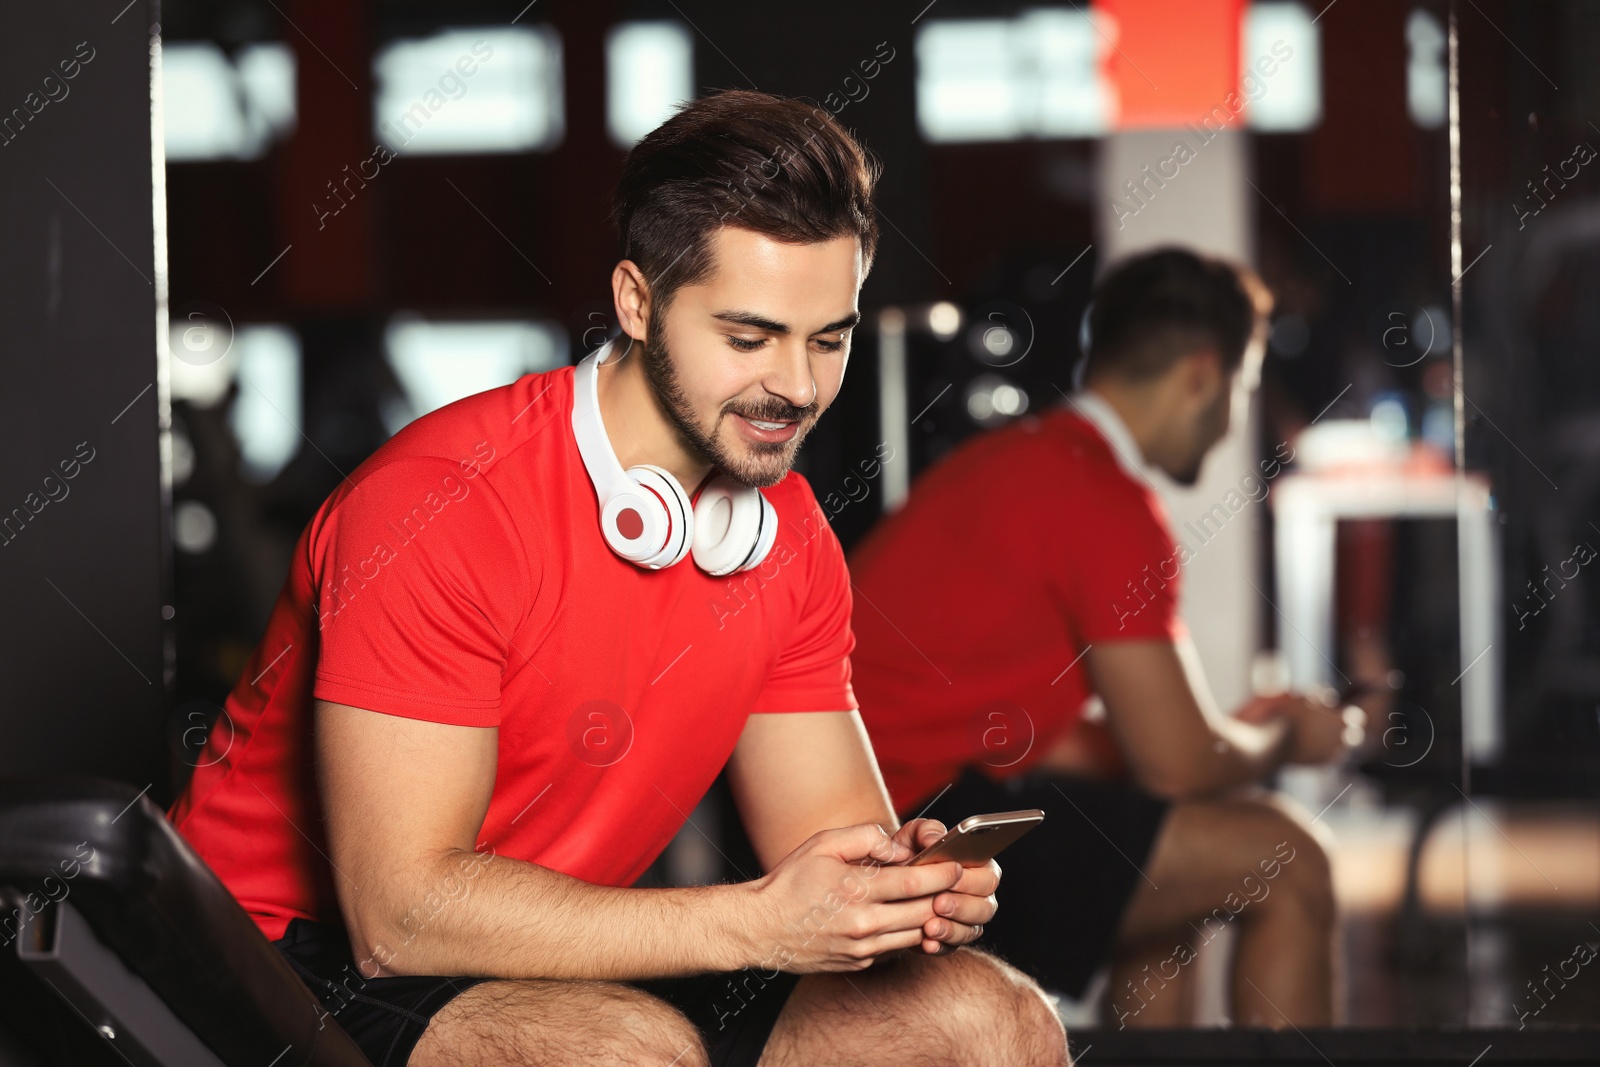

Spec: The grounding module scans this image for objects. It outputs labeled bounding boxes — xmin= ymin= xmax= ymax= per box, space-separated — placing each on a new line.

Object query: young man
xmin=849 ymin=249 xmax=1366 ymax=1028
xmin=166 ymin=91 xmax=1067 ymax=1067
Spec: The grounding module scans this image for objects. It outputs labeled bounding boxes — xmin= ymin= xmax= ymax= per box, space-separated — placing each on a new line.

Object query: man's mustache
xmin=725 ymin=404 xmax=816 ymax=423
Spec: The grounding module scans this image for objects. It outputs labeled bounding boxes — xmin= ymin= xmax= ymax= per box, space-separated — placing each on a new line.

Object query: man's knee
xmin=1244 ymin=795 xmax=1336 ymax=928
xmin=902 ymin=949 xmax=1069 ymax=1067
xmin=597 ymin=986 xmax=709 ymax=1067
xmin=413 ymin=980 xmax=709 ymax=1067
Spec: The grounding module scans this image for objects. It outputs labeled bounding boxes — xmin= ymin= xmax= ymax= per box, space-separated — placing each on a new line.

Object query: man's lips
xmin=732 ymin=413 xmax=801 ymax=443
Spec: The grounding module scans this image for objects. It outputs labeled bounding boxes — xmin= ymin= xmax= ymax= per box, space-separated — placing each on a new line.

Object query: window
xmin=1243 ymin=2 xmax=1321 ymax=132
xmin=914 ymin=3 xmax=1323 ymax=141
xmin=373 ymin=27 xmax=563 ymax=154
xmin=384 ymin=318 xmax=564 ymax=432
xmin=1406 ymin=8 xmax=1447 ymax=129
xmin=916 ymin=12 xmax=1109 ymax=142
xmin=161 ymin=41 xmax=294 ymax=161
xmin=229 ymin=326 xmax=302 ymax=484
xmin=607 ymin=21 xmax=694 ymax=147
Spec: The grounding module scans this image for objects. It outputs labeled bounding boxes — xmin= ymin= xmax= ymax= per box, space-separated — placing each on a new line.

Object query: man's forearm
xmin=350 ymin=849 xmax=761 ymax=981
xmin=1183 ymin=714 xmax=1292 ymax=795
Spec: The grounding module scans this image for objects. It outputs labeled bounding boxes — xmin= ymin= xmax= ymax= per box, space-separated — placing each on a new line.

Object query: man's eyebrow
xmin=711 ymin=309 xmax=862 ymax=335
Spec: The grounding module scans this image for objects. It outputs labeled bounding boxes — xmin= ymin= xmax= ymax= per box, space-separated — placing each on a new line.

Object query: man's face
xmin=639 ymin=226 xmax=863 ymax=489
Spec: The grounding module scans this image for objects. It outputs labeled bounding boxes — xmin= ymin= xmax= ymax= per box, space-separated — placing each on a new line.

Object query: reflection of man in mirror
xmin=850 ymin=247 xmax=1366 ymax=1028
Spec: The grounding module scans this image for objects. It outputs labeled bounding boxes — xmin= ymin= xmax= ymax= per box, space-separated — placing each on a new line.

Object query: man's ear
xmin=612 ymin=260 xmax=653 ymax=342
xmin=1178 ymin=347 xmax=1225 ymax=402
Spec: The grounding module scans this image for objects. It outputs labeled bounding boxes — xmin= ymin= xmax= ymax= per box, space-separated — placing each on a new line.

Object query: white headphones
xmin=571 ymin=337 xmax=778 ymax=575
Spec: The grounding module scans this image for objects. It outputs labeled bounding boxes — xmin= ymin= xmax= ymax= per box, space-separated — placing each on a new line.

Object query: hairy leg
xmin=409 ymin=978 xmax=709 ymax=1067
xmin=758 ymin=947 xmax=1068 ymax=1067
xmin=1109 ymin=790 xmax=1337 ymax=1028
xmin=1105 ymin=934 xmax=1197 ymax=1027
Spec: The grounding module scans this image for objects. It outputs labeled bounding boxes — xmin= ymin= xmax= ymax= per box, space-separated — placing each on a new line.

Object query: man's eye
xmin=727 ymin=336 xmax=765 ymax=352
xmin=815 ymin=338 xmax=846 ymax=353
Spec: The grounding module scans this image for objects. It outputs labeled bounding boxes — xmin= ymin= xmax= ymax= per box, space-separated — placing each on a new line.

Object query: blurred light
xmin=374 ymin=28 xmax=563 ymax=154
xmin=162 ymin=41 xmax=295 ymax=161
xmin=966 ymin=302 xmax=1036 ymax=369
xmin=1243 ymin=3 xmax=1321 ymax=132
xmin=965 ymin=374 xmax=1029 ymax=427
xmin=981 ymin=326 xmax=1014 ymax=359
xmin=1421 ymin=400 xmax=1454 ymax=453
xmin=1296 ymin=418 xmax=1407 ymax=470
xmin=1413 ymin=304 xmax=1446 ymax=358
xmin=236 ymin=43 xmax=296 ymax=139
xmin=174 ymin=500 xmax=218 ymax=554
xmin=169 ymin=317 xmax=237 ymax=408
xmin=606 ymin=22 xmax=693 ymax=147
xmin=917 ymin=5 xmax=1319 ymax=140
xmin=1023 ymin=9 xmax=1109 ymax=138
xmin=992 ymin=382 xmax=1026 ymax=416
xmin=1269 ymin=313 xmax=1310 ymax=357
xmin=229 ymin=326 xmax=302 ymax=484
xmin=1406 ymin=9 xmax=1447 ymax=129
xmin=927 ymin=302 xmax=962 ymax=339
xmin=1370 ymin=394 xmax=1410 ymax=443
xmin=915 ymin=11 xmax=1108 ymax=143
xmin=385 ymin=318 xmax=564 ymax=430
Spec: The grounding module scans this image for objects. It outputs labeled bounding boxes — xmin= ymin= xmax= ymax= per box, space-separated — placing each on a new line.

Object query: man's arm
xmin=316 ymin=699 xmax=969 ymax=980
xmin=724 ymin=710 xmax=896 ymax=870
xmin=725 ymin=710 xmax=996 ymax=955
xmin=316 ymin=699 xmax=748 ymax=980
xmin=1083 ymin=637 xmax=1294 ymax=798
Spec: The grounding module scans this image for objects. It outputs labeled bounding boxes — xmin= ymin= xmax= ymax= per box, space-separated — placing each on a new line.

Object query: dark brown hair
xmin=1083 ymin=247 xmax=1273 ymax=383
xmin=611 ymin=89 xmax=882 ymax=317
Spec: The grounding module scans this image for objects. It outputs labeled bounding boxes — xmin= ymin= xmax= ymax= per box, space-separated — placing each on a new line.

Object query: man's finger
xmin=947 ymin=861 xmax=1000 ymax=898
xmin=820 ymin=823 xmax=912 ymax=865
xmin=862 ymin=859 xmax=965 ymax=903
xmin=929 ymin=890 xmax=997 ymax=928
xmin=893 ymin=818 xmax=946 ymax=854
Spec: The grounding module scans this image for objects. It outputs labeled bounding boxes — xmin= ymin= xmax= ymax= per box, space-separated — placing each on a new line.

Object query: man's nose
xmin=764 ymin=342 xmax=817 ymax=409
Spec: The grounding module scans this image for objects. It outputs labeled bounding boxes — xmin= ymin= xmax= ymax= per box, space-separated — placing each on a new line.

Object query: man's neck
xmin=1075 ymin=379 xmax=1164 ymax=470
xmin=595 ymin=346 xmax=713 ymax=492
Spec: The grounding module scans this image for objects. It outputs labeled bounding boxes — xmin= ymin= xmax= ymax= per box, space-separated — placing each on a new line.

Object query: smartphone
xmin=907 ymin=809 xmax=1045 ymax=867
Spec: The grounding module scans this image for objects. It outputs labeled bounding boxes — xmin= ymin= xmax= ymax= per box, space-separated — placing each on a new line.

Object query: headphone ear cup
xmin=691 ymin=474 xmax=776 ymax=577
xmin=623 ymin=464 xmax=693 ymax=569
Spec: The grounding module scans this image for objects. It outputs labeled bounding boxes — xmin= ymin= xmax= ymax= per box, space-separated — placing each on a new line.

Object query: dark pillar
xmin=0 ymin=3 xmax=170 ymax=789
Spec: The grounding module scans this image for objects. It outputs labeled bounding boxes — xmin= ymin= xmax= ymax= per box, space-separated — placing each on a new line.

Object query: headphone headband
xmin=570 ymin=338 xmax=632 ymax=503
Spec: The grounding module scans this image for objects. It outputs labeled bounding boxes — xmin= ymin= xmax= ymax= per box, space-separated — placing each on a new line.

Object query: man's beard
xmin=1171 ymin=388 xmax=1231 ymax=487
xmin=1170 ymin=458 xmax=1204 ymax=487
xmin=638 ymin=329 xmax=818 ymax=489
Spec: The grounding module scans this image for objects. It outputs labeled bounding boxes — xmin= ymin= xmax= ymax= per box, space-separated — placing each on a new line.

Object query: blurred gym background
xmin=2 ymin=0 xmax=1596 ymax=1041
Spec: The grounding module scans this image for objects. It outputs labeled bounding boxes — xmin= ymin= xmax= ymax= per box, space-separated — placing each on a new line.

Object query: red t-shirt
xmin=167 ymin=364 xmax=858 ymax=942
xmin=850 ymin=407 xmax=1184 ymax=813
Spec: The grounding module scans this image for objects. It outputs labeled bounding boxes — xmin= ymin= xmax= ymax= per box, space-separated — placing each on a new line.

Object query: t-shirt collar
xmin=1063 ymin=388 xmax=1158 ymax=487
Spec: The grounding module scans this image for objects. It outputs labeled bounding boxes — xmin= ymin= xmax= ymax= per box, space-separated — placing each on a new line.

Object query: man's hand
xmin=892 ymin=819 xmax=1001 ymax=955
xmin=742 ymin=823 xmax=984 ymax=973
xmin=1235 ymin=688 xmax=1365 ymax=764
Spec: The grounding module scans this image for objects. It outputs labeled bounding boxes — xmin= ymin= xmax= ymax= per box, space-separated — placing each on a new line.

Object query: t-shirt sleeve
xmin=751 ymin=491 xmax=859 ymax=714
xmin=1059 ymin=478 xmax=1186 ymax=644
xmin=310 ymin=457 xmax=531 ymax=726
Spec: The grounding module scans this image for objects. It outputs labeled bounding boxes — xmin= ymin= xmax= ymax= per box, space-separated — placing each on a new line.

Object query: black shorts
xmin=909 ymin=767 xmax=1171 ymax=999
xmin=272 ymin=918 xmax=801 ymax=1067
